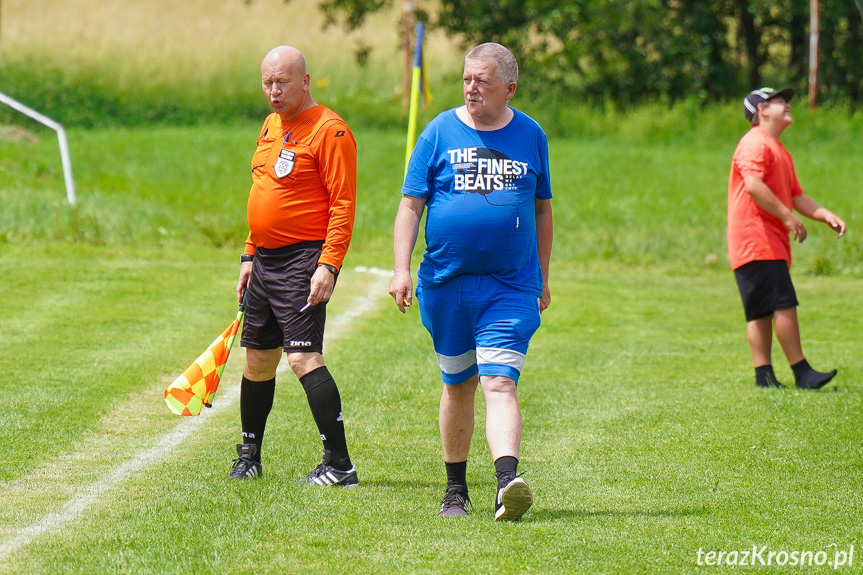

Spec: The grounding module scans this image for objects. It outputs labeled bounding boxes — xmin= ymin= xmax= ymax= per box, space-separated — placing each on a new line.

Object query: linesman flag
xmin=405 ymin=21 xmax=433 ymax=176
xmin=164 ymin=301 xmax=244 ymax=416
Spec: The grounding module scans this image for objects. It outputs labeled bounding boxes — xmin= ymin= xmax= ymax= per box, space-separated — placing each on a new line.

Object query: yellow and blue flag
xmin=405 ymin=22 xmax=433 ymax=175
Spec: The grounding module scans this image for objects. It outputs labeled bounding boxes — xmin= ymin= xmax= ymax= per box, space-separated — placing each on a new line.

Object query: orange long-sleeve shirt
xmin=244 ymin=105 xmax=357 ymax=270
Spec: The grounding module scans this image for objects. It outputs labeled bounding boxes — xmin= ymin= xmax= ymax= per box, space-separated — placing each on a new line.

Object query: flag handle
xmin=204 ymin=294 xmax=246 ymax=408
xmin=404 ymin=22 xmax=426 ymax=177
xmin=203 ymin=301 xmax=245 ymax=409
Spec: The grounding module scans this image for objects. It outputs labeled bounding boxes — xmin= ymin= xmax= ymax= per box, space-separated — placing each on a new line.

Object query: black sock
xmin=299 ymin=366 xmax=351 ymax=469
xmin=791 ymin=359 xmax=837 ymax=389
xmin=239 ymin=376 xmax=275 ymax=460
xmin=494 ymin=456 xmax=519 ymax=487
xmin=445 ymin=461 xmax=468 ymax=489
xmin=754 ymin=365 xmax=782 ymax=387
xmin=791 ymin=358 xmax=812 ymax=377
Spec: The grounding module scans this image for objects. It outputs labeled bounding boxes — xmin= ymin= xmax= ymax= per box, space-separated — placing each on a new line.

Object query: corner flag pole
xmin=404 ymin=22 xmax=426 ymax=177
xmin=0 ymin=91 xmax=76 ymax=205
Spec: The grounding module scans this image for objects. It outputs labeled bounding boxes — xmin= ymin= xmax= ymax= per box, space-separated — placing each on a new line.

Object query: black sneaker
xmin=438 ymin=485 xmax=470 ymax=517
xmin=494 ymin=473 xmax=533 ymax=521
xmin=298 ymin=450 xmax=358 ymax=486
xmin=227 ymin=443 xmax=262 ymax=480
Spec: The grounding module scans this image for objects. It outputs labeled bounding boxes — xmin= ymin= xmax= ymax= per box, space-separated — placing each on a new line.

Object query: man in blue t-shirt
xmin=390 ymin=42 xmax=554 ymax=521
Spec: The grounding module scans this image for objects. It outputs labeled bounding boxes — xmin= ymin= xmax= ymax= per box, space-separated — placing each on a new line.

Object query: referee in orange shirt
xmin=228 ymin=45 xmax=358 ymax=485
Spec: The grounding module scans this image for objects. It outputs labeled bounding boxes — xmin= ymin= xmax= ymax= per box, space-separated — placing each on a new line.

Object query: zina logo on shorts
xmin=289 ymin=340 xmax=312 ymax=347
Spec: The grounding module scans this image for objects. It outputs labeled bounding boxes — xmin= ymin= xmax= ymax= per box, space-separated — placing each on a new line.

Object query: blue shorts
xmin=416 ymin=274 xmax=541 ymax=385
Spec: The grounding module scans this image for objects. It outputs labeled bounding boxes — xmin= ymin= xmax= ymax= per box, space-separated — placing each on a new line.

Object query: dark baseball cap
xmin=743 ymin=87 xmax=795 ymax=121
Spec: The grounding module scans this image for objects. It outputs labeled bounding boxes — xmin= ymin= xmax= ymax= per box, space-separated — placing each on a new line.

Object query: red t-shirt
xmin=244 ymin=105 xmax=357 ymax=270
xmin=727 ymin=126 xmax=803 ymax=270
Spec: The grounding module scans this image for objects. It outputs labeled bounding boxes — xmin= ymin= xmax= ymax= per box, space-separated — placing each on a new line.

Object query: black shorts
xmin=733 ymin=259 xmax=798 ymax=322
xmin=241 ymin=241 xmax=332 ymax=354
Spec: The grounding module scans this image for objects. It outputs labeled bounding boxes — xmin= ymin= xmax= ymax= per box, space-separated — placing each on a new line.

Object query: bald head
xmin=260 ymin=45 xmax=315 ymax=121
xmin=262 ymin=45 xmax=307 ymax=75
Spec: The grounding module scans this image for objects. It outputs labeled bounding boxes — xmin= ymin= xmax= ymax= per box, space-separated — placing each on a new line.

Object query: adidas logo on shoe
xmin=298 ymin=450 xmax=358 ymax=486
xmin=227 ymin=443 xmax=262 ymax=480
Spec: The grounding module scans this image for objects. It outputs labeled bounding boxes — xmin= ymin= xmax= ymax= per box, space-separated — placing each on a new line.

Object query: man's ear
xmin=505 ymin=82 xmax=517 ymax=101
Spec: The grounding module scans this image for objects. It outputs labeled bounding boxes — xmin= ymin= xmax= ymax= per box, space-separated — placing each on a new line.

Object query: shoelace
xmin=229 ymin=457 xmax=259 ymax=477
xmin=495 ymin=470 xmax=527 ymax=494
xmin=441 ymin=488 xmax=470 ymax=511
xmin=305 ymin=462 xmax=331 ymax=479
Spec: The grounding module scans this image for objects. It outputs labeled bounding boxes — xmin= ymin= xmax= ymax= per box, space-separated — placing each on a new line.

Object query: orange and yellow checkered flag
xmin=164 ymin=303 xmax=244 ymax=416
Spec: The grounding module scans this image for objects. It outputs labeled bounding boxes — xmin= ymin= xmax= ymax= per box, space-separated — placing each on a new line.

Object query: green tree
xmin=318 ymin=0 xmax=862 ymax=106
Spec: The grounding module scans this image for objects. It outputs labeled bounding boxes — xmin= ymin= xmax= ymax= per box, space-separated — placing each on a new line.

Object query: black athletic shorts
xmin=241 ymin=241 xmax=332 ymax=354
xmin=733 ymin=259 xmax=798 ymax=322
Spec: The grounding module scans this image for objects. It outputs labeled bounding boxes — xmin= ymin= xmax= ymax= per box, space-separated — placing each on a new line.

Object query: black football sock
xmin=494 ymin=455 xmax=519 ymax=487
xmin=239 ymin=376 xmax=275 ymax=460
xmin=445 ymin=460 xmax=468 ymax=490
xmin=754 ymin=365 xmax=783 ymax=388
xmin=791 ymin=359 xmax=837 ymax=389
xmin=299 ymin=366 xmax=352 ymax=469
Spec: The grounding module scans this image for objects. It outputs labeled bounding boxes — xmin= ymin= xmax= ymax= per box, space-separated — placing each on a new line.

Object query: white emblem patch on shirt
xmin=274 ymin=149 xmax=295 ymax=178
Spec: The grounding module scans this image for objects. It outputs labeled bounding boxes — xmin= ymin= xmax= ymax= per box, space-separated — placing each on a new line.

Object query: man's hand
xmin=783 ymin=212 xmax=807 ymax=243
xmin=539 ymin=282 xmax=551 ymax=313
xmin=792 ymin=194 xmax=846 ymax=240
xmin=821 ymin=210 xmax=847 ymax=239
xmin=237 ymin=261 xmax=253 ymax=302
xmin=389 ymin=270 xmax=413 ymax=314
xmin=307 ymin=266 xmax=336 ymax=306
xmin=745 ymin=177 xmax=809 ymax=242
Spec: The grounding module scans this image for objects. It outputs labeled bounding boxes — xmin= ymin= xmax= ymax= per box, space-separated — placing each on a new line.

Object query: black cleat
xmin=227 ymin=443 xmax=262 ymax=479
xmin=298 ymin=450 xmax=358 ymax=486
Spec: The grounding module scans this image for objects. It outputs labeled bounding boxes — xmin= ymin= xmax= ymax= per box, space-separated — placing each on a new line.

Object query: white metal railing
xmin=0 ymin=91 xmax=76 ymax=205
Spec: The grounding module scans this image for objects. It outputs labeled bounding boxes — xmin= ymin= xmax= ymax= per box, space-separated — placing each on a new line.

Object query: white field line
xmin=0 ymin=267 xmax=392 ymax=563
xmin=277 ymin=266 xmax=392 ymax=373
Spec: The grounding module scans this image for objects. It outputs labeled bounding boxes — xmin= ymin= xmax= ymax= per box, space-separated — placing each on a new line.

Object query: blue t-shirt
xmin=402 ymin=107 xmax=552 ymax=295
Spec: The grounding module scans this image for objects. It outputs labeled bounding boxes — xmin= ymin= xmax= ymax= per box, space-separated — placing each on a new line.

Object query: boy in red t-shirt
xmin=728 ymin=87 xmax=846 ymax=389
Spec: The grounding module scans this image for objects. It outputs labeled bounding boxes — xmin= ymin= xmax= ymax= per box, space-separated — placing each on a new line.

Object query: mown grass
xmin=1 ymin=2 xmax=862 ymax=569
xmin=1 ymin=117 xmax=861 ymax=574
xmin=0 ymin=245 xmax=860 ymax=574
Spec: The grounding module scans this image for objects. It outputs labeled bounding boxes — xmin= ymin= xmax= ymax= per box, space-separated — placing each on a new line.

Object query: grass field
xmin=2 ymin=1 xmax=862 ymax=572
xmin=1 ymin=115 xmax=861 ymax=574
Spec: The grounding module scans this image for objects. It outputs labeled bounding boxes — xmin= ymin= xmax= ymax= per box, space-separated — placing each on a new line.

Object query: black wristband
xmin=241 ymin=254 xmax=254 ymax=263
xmin=318 ymin=264 xmax=338 ymax=275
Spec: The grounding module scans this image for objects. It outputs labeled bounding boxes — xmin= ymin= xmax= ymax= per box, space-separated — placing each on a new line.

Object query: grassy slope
xmin=2 ymin=113 xmax=860 ymax=272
